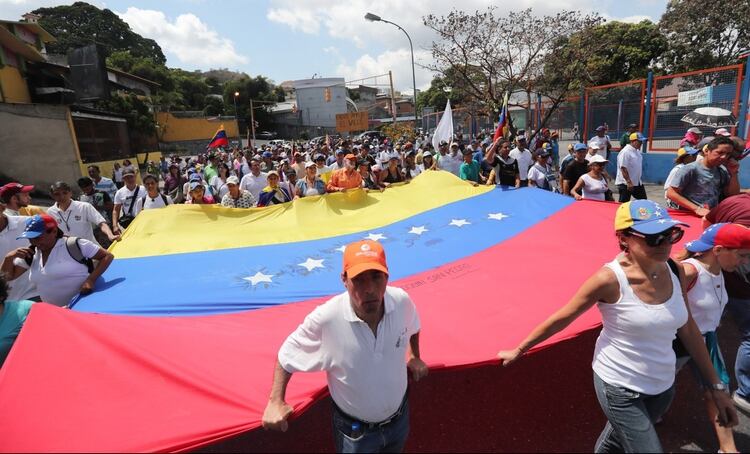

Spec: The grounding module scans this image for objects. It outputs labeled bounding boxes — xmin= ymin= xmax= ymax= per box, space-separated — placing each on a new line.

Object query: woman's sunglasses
xmin=627 ymin=228 xmax=684 ymax=247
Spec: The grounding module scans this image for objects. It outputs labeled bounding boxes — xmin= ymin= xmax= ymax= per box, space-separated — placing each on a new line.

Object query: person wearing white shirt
xmin=509 ymin=136 xmax=533 ymax=187
xmin=2 ymin=215 xmax=113 ymax=307
xmin=239 ymin=158 xmax=269 ymax=201
xmin=0 ymin=213 xmax=37 ymax=301
xmin=112 ymin=169 xmax=145 ymax=234
xmin=588 ymin=126 xmax=612 ymax=159
xmin=262 ymin=240 xmax=427 ymax=453
xmin=615 ymin=133 xmax=647 ymax=202
xmin=135 ymin=174 xmax=173 ymax=212
xmin=47 ymin=181 xmax=118 ymax=247
xmin=437 ymin=143 xmax=463 ymax=176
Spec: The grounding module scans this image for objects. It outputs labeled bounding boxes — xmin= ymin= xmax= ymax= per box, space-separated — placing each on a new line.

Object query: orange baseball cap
xmin=343 ymin=240 xmax=389 ymax=278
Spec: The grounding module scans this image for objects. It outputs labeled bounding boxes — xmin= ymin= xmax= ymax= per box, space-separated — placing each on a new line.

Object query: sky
xmin=1 ymin=0 xmax=668 ymax=92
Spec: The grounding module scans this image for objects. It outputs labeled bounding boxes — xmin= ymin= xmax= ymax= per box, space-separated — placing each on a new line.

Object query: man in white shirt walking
xmin=588 ymin=125 xmax=612 ymax=160
xmin=48 ymin=181 xmax=119 ymax=247
xmin=262 ymin=240 xmax=428 ymax=453
xmin=510 ymin=136 xmax=533 ymax=187
xmin=615 ymin=132 xmax=647 ymax=202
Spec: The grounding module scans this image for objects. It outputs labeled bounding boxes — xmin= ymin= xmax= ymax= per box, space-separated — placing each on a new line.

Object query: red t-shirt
xmin=706 ymin=193 xmax=750 ymax=299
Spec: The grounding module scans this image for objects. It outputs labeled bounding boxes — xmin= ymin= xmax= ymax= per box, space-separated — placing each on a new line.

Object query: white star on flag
xmin=657 ymin=219 xmax=668 ymax=224
xmin=487 ymin=212 xmax=509 ymax=221
xmin=364 ymin=232 xmax=387 ymax=241
xmin=243 ymin=271 xmax=274 ymax=286
xmin=409 ymin=226 xmax=428 ymax=235
xmin=298 ymin=258 xmax=325 ymax=272
xmin=449 ymin=219 xmax=470 ymax=227
xmin=336 ymin=245 xmax=347 ymax=253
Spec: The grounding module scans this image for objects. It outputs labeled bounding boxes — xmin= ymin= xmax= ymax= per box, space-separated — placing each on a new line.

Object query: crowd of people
xmin=1 ymin=123 xmax=749 ymax=453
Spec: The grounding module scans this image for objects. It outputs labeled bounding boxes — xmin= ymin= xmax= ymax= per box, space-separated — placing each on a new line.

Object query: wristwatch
xmin=710 ymin=383 xmax=729 ymax=392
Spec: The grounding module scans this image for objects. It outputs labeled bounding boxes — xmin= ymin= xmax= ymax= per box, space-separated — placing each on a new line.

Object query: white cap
xmin=423 ymin=151 xmax=433 ymax=157
xmin=587 ymin=154 xmax=608 ymax=164
xmin=687 ymin=127 xmax=702 ymax=134
xmin=715 ymin=128 xmax=731 ymax=137
xmin=589 ymin=143 xmax=601 ymax=150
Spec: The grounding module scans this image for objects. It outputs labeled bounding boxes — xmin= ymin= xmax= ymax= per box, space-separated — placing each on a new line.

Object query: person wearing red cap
xmin=498 ymin=200 xmax=738 ymax=452
xmin=327 ymin=153 xmax=363 ymax=193
xmin=263 ymin=240 xmax=427 ymax=453
xmin=1 ymin=214 xmax=113 ymax=307
xmin=0 ymin=183 xmax=34 ymax=217
xmin=703 ymin=198 xmax=750 ymax=416
xmin=674 ymin=223 xmax=750 ymax=453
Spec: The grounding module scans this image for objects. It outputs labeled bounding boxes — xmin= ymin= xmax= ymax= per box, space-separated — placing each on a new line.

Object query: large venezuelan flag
xmin=0 ymin=172 xmax=703 ymax=452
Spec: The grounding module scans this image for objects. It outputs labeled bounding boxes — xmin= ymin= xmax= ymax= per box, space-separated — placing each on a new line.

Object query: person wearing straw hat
xmin=498 ymin=200 xmax=738 ymax=452
xmin=262 ymin=240 xmax=427 ymax=453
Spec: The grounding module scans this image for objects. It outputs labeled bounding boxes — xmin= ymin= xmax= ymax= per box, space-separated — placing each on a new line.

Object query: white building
xmin=293 ymin=77 xmax=347 ymax=128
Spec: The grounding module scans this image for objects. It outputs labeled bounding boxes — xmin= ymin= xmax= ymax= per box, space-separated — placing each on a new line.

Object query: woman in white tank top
xmin=571 ymin=154 xmax=609 ymax=201
xmin=676 ymin=223 xmax=750 ymax=453
xmin=497 ymin=200 xmax=738 ymax=453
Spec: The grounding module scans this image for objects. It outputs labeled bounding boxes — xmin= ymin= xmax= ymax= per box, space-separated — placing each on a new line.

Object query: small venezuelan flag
xmin=493 ymin=94 xmax=509 ymax=142
xmin=207 ymin=125 xmax=229 ymax=149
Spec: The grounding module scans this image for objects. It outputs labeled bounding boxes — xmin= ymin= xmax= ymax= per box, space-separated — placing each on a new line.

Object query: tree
xmin=554 ymin=20 xmax=668 ymax=86
xmin=659 ymin=0 xmax=750 ymax=73
xmin=223 ymin=76 xmax=279 ymax=131
xmin=416 ymin=72 xmax=471 ymax=113
xmin=423 ymin=8 xmax=602 ymax=140
xmin=33 ymin=2 xmax=166 ymax=63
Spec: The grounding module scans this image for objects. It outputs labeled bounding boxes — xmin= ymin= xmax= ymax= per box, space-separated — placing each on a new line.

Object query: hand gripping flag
xmin=493 ymin=93 xmax=509 ymax=141
xmin=207 ymin=125 xmax=229 ymax=149
xmin=0 ymin=172 xmax=705 ymax=452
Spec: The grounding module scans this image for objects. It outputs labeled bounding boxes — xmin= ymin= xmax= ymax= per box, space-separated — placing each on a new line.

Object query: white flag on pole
xmin=432 ymin=100 xmax=454 ymax=152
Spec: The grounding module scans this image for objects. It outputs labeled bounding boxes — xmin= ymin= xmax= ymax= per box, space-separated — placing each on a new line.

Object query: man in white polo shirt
xmin=47 ymin=181 xmax=119 ymax=247
xmin=262 ymin=240 xmax=427 ymax=453
xmin=615 ymin=132 xmax=647 ymax=202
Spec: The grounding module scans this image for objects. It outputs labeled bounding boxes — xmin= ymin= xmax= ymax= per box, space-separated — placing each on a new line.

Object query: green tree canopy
xmin=549 ymin=20 xmax=667 ymax=87
xmin=33 ymin=2 xmax=166 ymax=64
xmin=659 ymin=0 xmax=750 ymax=72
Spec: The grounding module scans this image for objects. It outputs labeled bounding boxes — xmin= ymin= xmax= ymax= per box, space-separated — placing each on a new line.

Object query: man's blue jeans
xmin=332 ymin=401 xmax=409 ymax=453
xmin=728 ymin=297 xmax=750 ymax=399
xmin=593 ymin=373 xmax=675 ymax=453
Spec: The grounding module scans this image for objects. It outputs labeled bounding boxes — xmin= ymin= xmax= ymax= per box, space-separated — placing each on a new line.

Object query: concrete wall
xmin=607 ymin=150 xmax=750 ymax=188
xmin=156 ymin=112 xmax=239 ymax=143
xmin=0 ymin=66 xmax=31 ymax=103
xmin=0 ymin=103 xmax=81 ymax=190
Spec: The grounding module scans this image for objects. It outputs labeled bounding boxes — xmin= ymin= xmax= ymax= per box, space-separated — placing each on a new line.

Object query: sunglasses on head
xmin=627 ymin=227 xmax=684 ymax=247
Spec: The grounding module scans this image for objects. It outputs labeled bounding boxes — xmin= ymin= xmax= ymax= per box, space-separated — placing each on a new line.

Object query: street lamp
xmin=365 ymin=12 xmax=418 ymax=136
xmin=233 ymin=91 xmax=241 ymax=146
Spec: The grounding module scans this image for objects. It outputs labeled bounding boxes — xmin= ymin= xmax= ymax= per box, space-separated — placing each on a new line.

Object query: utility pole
xmin=388 ymin=70 xmax=397 ymax=124
xmin=250 ymin=99 xmax=256 ymax=149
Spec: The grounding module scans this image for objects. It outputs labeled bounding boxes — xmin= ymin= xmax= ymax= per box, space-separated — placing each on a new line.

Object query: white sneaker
xmin=732 ymin=392 xmax=750 ymax=413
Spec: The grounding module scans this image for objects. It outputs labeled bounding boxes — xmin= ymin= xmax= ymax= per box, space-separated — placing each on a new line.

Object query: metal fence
xmin=419 ymin=63 xmax=748 ymax=152
xmin=649 ymin=64 xmax=744 ymax=150
xmin=585 ymin=80 xmax=646 ymax=150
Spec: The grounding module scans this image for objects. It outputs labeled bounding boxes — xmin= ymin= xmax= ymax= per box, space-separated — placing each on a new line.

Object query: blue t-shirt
xmin=672 ymin=161 xmax=729 ymax=209
xmin=0 ymin=300 xmax=34 ymax=367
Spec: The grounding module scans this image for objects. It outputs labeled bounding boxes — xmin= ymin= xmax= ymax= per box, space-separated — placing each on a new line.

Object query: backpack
xmin=24 ymin=236 xmax=94 ymax=273
xmin=141 ymin=193 xmax=169 ymax=210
